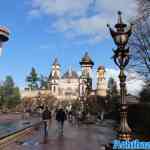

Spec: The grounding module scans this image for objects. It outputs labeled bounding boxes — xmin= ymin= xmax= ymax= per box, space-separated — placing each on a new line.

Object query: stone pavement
xmin=5 ymin=119 xmax=116 ymax=150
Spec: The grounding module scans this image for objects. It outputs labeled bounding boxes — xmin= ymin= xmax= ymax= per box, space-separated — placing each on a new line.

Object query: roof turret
xmin=80 ymin=52 xmax=94 ymax=66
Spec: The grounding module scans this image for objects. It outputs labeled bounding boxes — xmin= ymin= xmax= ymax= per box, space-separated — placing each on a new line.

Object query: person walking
xmin=56 ymin=108 xmax=67 ymax=136
xmin=68 ymin=110 xmax=73 ymax=124
xmin=42 ymin=106 xmax=51 ymax=143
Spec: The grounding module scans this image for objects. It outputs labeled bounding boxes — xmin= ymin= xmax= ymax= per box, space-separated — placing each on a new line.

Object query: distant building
xmin=48 ymin=58 xmax=79 ymax=101
xmin=21 ymin=52 xmax=108 ymax=104
xmin=96 ymin=66 xmax=107 ymax=97
xmin=79 ymin=52 xmax=94 ymax=99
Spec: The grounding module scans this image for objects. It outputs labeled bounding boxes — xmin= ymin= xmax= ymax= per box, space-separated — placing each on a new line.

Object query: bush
xmin=140 ymin=84 xmax=150 ymax=102
xmin=128 ymin=103 xmax=150 ymax=137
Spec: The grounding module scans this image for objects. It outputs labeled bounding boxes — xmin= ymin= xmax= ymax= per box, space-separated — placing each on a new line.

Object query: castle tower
xmin=79 ymin=52 xmax=94 ymax=98
xmin=80 ymin=52 xmax=94 ymax=78
xmin=48 ymin=58 xmax=61 ymax=96
xmin=96 ymin=66 xmax=107 ymax=97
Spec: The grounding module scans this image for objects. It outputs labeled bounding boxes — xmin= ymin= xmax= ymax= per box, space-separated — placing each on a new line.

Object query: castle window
xmin=58 ymin=88 xmax=62 ymax=96
xmin=54 ymin=86 xmax=56 ymax=92
xmin=49 ymin=85 xmax=52 ymax=91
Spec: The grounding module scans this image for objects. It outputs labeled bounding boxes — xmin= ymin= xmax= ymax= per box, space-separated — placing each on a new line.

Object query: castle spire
xmin=53 ymin=57 xmax=60 ymax=66
xmin=68 ymin=65 xmax=72 ymax=77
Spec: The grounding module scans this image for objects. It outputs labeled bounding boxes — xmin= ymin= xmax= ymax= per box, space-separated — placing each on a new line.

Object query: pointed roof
xmin=62 ymin=68 xmax=78 ymax=79
xmin=115 ymin=11 xmax=127 ymax=29
xmin=97 ymin=65 xmax=105 ymax=71
xmin=68 ymin=66 xmax=72 ymax=77
xmin=48 ymin=71 xmax=60 ymax=80
xmin=53 ymin=71 xmax=60 ymax=79
xmin=80 ymin=52 xmax=94 ymax=66
xmin=52 ymin=58 xmax=60 ymax=66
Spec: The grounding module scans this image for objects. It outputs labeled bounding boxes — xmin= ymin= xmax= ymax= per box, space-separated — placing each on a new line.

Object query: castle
xmin=21 ymin=52 xmax=107 ymax=103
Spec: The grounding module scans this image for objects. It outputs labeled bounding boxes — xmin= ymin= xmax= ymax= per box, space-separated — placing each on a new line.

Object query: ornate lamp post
xmin=107 ymin=11 xmax=133 ymax=140
xmin=81 ymin=76 xmax=88 ymax=114
xmin=79 ymin=75 xmax=92 ymax=119
xmin=84 ymin=76 xmax=92 ymax=114
xmin=0 ymin=27 xmax=9 ymax=55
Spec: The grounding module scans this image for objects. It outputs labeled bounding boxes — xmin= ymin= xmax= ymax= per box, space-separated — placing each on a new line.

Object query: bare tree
xmin=129 ymin=0 xmax=150 ymax=79
xmin=137 ymin=0 xmax=150 ymax=18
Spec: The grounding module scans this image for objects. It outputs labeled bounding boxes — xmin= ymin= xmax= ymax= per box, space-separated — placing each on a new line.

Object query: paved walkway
xmin=4 ymin=119 xmax=116 ymax=150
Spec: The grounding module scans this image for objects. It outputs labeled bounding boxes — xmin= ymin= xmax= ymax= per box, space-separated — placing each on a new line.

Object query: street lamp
xmin=84 ymin=75 xmax=92 ymax=111
xmin=107 ymin=11 xmax=133 ymax=140
xmin=0 ymin=27 xmax=10 ymax=55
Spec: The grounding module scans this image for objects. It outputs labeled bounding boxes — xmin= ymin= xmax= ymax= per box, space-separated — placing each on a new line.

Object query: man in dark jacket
xmin=56 ymin=108 xmax=67 ymax=136
xmin=42 ymin=106 xmax=51 ymax=142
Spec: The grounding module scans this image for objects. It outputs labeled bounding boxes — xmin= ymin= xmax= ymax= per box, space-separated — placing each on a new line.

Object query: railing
xmin=0 ymin=121 xmax=42 ymax=148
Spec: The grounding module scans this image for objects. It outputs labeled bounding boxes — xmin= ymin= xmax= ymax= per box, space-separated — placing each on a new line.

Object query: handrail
xmin=0 ymin=121 xmax=43 ymax=145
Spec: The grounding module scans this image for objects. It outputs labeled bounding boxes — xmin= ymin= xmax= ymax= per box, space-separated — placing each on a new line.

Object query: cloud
xmin=29 ymin=0 xmax=138 ymax=43
xmin=79 ymin=67 xmax=144 ymax=96
xmin=105 ymin=68 xmax=145 ymax=96
xmin=30 ymin=0 xmax=93 ymax=17
xmin=95 ymin=0 xmax=138 ymax=19
xmin=39 ymin=44 xmax=50 ymax=49
xmin=53 ymin=13 xmax=112 ymax=34
xmin=52 ymin=13 xmax=113 ymax=43
xmin=126 ymin=70 xmax=146 ymax=96
xmin=28 ymin=9 xmax=41 ymax=17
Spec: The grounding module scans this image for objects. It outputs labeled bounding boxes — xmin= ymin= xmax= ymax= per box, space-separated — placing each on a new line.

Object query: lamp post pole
xmin=107 ymin=11 xmax=133 ymax=140
xmin=84 ymin=76 xmax=92 ymax=114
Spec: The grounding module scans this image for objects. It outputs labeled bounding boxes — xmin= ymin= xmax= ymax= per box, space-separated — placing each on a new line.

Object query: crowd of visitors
xmin=41 ymin=106 xmax=85 ymax=137
xmin=41 ymin=105 xmax=105 ymax=141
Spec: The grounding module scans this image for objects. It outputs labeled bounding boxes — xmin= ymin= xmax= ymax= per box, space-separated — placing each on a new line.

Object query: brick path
xmin=4 ymin=119 xmax=116 ymax=150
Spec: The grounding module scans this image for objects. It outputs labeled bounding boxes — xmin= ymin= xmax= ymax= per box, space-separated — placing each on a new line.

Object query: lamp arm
xmin=107 ymin=24 xmax=117 ymax=37
xmin=113 ymin=55 xmax=120 ymax=68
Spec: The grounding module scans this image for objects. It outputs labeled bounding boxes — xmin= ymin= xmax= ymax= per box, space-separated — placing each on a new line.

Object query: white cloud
xmin=28 ymin=9 xmax=41 ymax=18
xmin=78 ymin=67 xmax=144 ymax=96
xmin=77 ymin=68 xmax=144 ymax=96
xmin=95 ymin=0 xmax=138 ymax=19
xmin=126 ymin=70 xmax=145 ymax=96
xmin=29 ymin=0 xmax=138 ymax=43
xmin=52 ymin=13 xmax=113 ymax=43
xmin=30 ymin=0 xmax=93 ymax=17
xmin=39 ymin=44 xmax=50 ymax=49
xmin=105 ymin=68 xmax=145 ymax=96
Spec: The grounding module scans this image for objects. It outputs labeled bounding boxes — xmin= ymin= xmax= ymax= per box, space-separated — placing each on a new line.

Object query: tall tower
xmin=79 ymin=52 xmax=94 ymax=98
xmin=48 ymin=58 xmax=61 ymax=96
xmin=96 ymin=66 xmax=107 ymax=97
xmin=80 ymin=52 xmax=94 ymax=78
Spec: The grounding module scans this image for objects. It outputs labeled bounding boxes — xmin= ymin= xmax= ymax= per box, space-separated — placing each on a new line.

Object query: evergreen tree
xmin=26 ymin=67 xmax=39 ymax=90
xmin=39 ymin=75 xmax=48 ymax=89
xmin=0 ymin=85 xmax=4 ymax=108
xmin=0 ymin=76 xmax=21 ymax=109
xmin=140 ymin=82 xmax=150 ymax=102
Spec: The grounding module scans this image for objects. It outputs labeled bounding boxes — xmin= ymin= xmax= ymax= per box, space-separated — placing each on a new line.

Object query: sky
xmin=0 ymin=0 xmax=145 ymax=95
